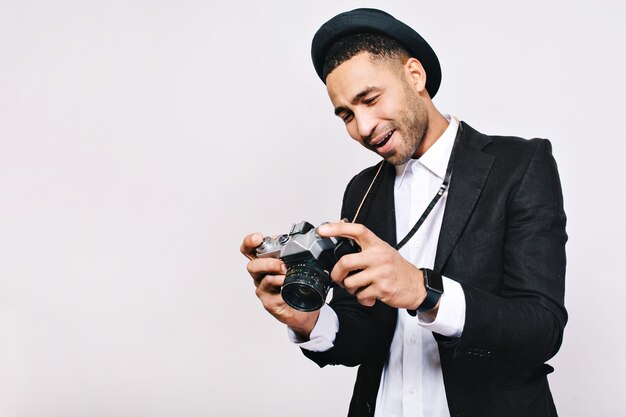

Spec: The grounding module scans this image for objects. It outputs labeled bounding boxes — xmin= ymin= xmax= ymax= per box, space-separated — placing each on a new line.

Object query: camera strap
xmin=351 ymin=123 xmax=463 ymax=251
xmin=394 ymin=123 xmax=462 ymax=250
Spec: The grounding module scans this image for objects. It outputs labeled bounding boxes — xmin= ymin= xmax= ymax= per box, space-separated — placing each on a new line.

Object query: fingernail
xmin=317 ymin=223 xmax=329 ymax=234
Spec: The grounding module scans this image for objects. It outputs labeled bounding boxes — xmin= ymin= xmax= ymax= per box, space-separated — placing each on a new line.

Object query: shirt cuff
xmin=287 ymin=304 xmax=339 ymax=352
xmin=417 ymin=277 xmax=465 ymax=337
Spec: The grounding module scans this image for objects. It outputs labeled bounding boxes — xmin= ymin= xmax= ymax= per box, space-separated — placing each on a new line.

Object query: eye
xmin=340 ymin=112 xmax=354 ymax=123
xmin=363 ymin=95 xmax=381 ymax=105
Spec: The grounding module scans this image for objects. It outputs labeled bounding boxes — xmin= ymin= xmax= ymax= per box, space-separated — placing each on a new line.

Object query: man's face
xmin=326 ymin=52 xmax=429 ymax=166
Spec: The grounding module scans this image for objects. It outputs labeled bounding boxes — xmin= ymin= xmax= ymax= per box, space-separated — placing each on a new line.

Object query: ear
xmin=404 ymin=58 xmax=428 ymax=95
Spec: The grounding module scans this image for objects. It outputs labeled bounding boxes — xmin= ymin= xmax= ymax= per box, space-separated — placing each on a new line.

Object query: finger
xmin=240 ymin=232 xmax=265 ymax=260
xmin=256 ymin=290 xmax=287 ymax=315
xmin=331 ymin=252 xmax=369 ymax=282
xmin=341 ymin=269 xmax=375 ymax=295
xmin=354 ymin=285 xmax=377 ymax=307
xmin=247 ymin=258 xmax=287 ymax=281
xmin=316 ymin=222 xmax=379 ymax=248
xmin=256 ymin=274 xmax=285 ymax=295
xmin=262 ymin=292 xmax=287 ymax=311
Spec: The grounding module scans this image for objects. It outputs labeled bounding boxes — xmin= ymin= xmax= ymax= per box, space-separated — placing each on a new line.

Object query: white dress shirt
xmin=290 ymin=115 xmax=466 ymax=417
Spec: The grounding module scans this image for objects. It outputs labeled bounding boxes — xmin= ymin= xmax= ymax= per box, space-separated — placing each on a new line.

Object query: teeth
xmin=376 ymin=130 xmax=394 ymax=147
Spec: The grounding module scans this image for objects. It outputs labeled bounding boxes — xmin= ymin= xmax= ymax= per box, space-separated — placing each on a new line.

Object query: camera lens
xmin=281 ymin=262 xmax=330 ymax=312
xmin=295 ymin=286 xmax=315 ymax=297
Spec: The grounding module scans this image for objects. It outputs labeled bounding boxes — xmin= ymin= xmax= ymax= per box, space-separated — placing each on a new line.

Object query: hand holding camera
xmin=241 ymin=221 xmax=359 ymax=337
xmin=255 ymin=221 xmax=360 ymax=312
xmin=315 ymin=222 xmax=429 ymax=311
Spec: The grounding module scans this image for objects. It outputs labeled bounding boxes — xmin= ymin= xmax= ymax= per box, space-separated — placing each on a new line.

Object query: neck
xmin=414 ymin=109 xmax=449 ymax=158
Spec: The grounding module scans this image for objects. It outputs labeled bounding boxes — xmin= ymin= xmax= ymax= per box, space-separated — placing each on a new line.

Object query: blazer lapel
xmin=434 ymin=122 xmax=494 ymax=271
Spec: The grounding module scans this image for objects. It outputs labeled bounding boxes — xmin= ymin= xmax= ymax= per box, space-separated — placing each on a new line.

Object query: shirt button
xmin=410 ymin=336 xmax=417 ymax=345
xmin=408 ymin=387 xmax=416 ymax=395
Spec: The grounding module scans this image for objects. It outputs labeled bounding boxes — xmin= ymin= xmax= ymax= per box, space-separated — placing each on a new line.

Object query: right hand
xmin=240 ymin=232 xmax=320 ymax=338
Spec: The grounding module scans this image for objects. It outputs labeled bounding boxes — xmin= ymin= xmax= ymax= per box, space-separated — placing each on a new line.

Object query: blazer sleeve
xmin=452 ymin=139 xmax=568 ymax=363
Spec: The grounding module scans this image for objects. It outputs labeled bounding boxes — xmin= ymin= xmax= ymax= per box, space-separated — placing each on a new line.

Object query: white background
xmin=1 ymin=0 xmax=625 ymax=416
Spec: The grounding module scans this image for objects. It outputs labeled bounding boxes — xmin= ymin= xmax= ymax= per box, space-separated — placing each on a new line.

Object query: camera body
xmin=255 ymin=221 xmax=360 ymax=312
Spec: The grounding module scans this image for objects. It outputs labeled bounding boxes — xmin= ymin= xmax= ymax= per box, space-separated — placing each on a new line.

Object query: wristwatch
xmin=407 ymin=268 xmax=444 ymax=316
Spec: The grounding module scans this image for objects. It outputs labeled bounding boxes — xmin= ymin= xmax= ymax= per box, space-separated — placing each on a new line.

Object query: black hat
xmin=311 ymin=8 xmax=441 ymax=98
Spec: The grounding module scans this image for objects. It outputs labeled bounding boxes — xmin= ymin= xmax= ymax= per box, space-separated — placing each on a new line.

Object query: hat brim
xmin=311 ymin=8 xmax=441 ymax=98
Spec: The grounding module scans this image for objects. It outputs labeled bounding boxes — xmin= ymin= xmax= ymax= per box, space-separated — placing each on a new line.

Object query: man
xmin=241 ymin=8 xmax=567 ymax=417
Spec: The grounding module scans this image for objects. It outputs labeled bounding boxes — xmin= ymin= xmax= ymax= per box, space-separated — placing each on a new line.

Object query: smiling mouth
xmin=373 ymin=129 xmax=395 ymax=149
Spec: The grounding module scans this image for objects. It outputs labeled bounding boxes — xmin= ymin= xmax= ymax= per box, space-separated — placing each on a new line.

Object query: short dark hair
xmin=322 ymin=32 xmax=410 ymax=80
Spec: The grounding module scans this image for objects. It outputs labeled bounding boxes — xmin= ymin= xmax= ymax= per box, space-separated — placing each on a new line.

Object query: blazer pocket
xmin=490 ymin=375 xmax=554 ymax=417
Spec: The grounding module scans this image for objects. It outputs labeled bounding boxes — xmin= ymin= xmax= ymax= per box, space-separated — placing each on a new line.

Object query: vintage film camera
xmin=255 ymin=221 xmax=360 ymax=312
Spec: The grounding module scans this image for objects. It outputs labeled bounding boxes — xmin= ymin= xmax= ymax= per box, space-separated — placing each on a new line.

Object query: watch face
xmin=417 ymin=269 xmax=444 ymax=313
xmin=425 ymin=269 xmax=444 ymax=294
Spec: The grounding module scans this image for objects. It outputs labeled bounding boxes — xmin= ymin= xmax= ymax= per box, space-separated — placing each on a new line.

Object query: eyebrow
xmin=334 ymin=86 xmax=381 ymax=116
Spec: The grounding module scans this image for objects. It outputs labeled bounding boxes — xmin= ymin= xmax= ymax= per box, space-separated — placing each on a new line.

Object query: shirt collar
xmin=395 ymin=115 xmax=459 ymax=187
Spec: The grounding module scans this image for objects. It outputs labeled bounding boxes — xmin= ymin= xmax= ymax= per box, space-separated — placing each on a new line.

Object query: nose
xmin=354 ymin=109 xmax=377 ymax=141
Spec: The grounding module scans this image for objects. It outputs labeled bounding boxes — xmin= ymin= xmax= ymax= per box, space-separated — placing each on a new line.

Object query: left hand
xmin=317 ymin=222 xmax=427 ymax=309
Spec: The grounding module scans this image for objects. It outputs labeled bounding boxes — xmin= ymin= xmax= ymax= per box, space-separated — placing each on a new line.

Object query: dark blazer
xmin=303 ymin=122 xmax=568 ymax=417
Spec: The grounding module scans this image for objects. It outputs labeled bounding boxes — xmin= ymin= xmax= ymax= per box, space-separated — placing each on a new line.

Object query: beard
xmin=383 ymin=84 xmax=429 ymax=166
